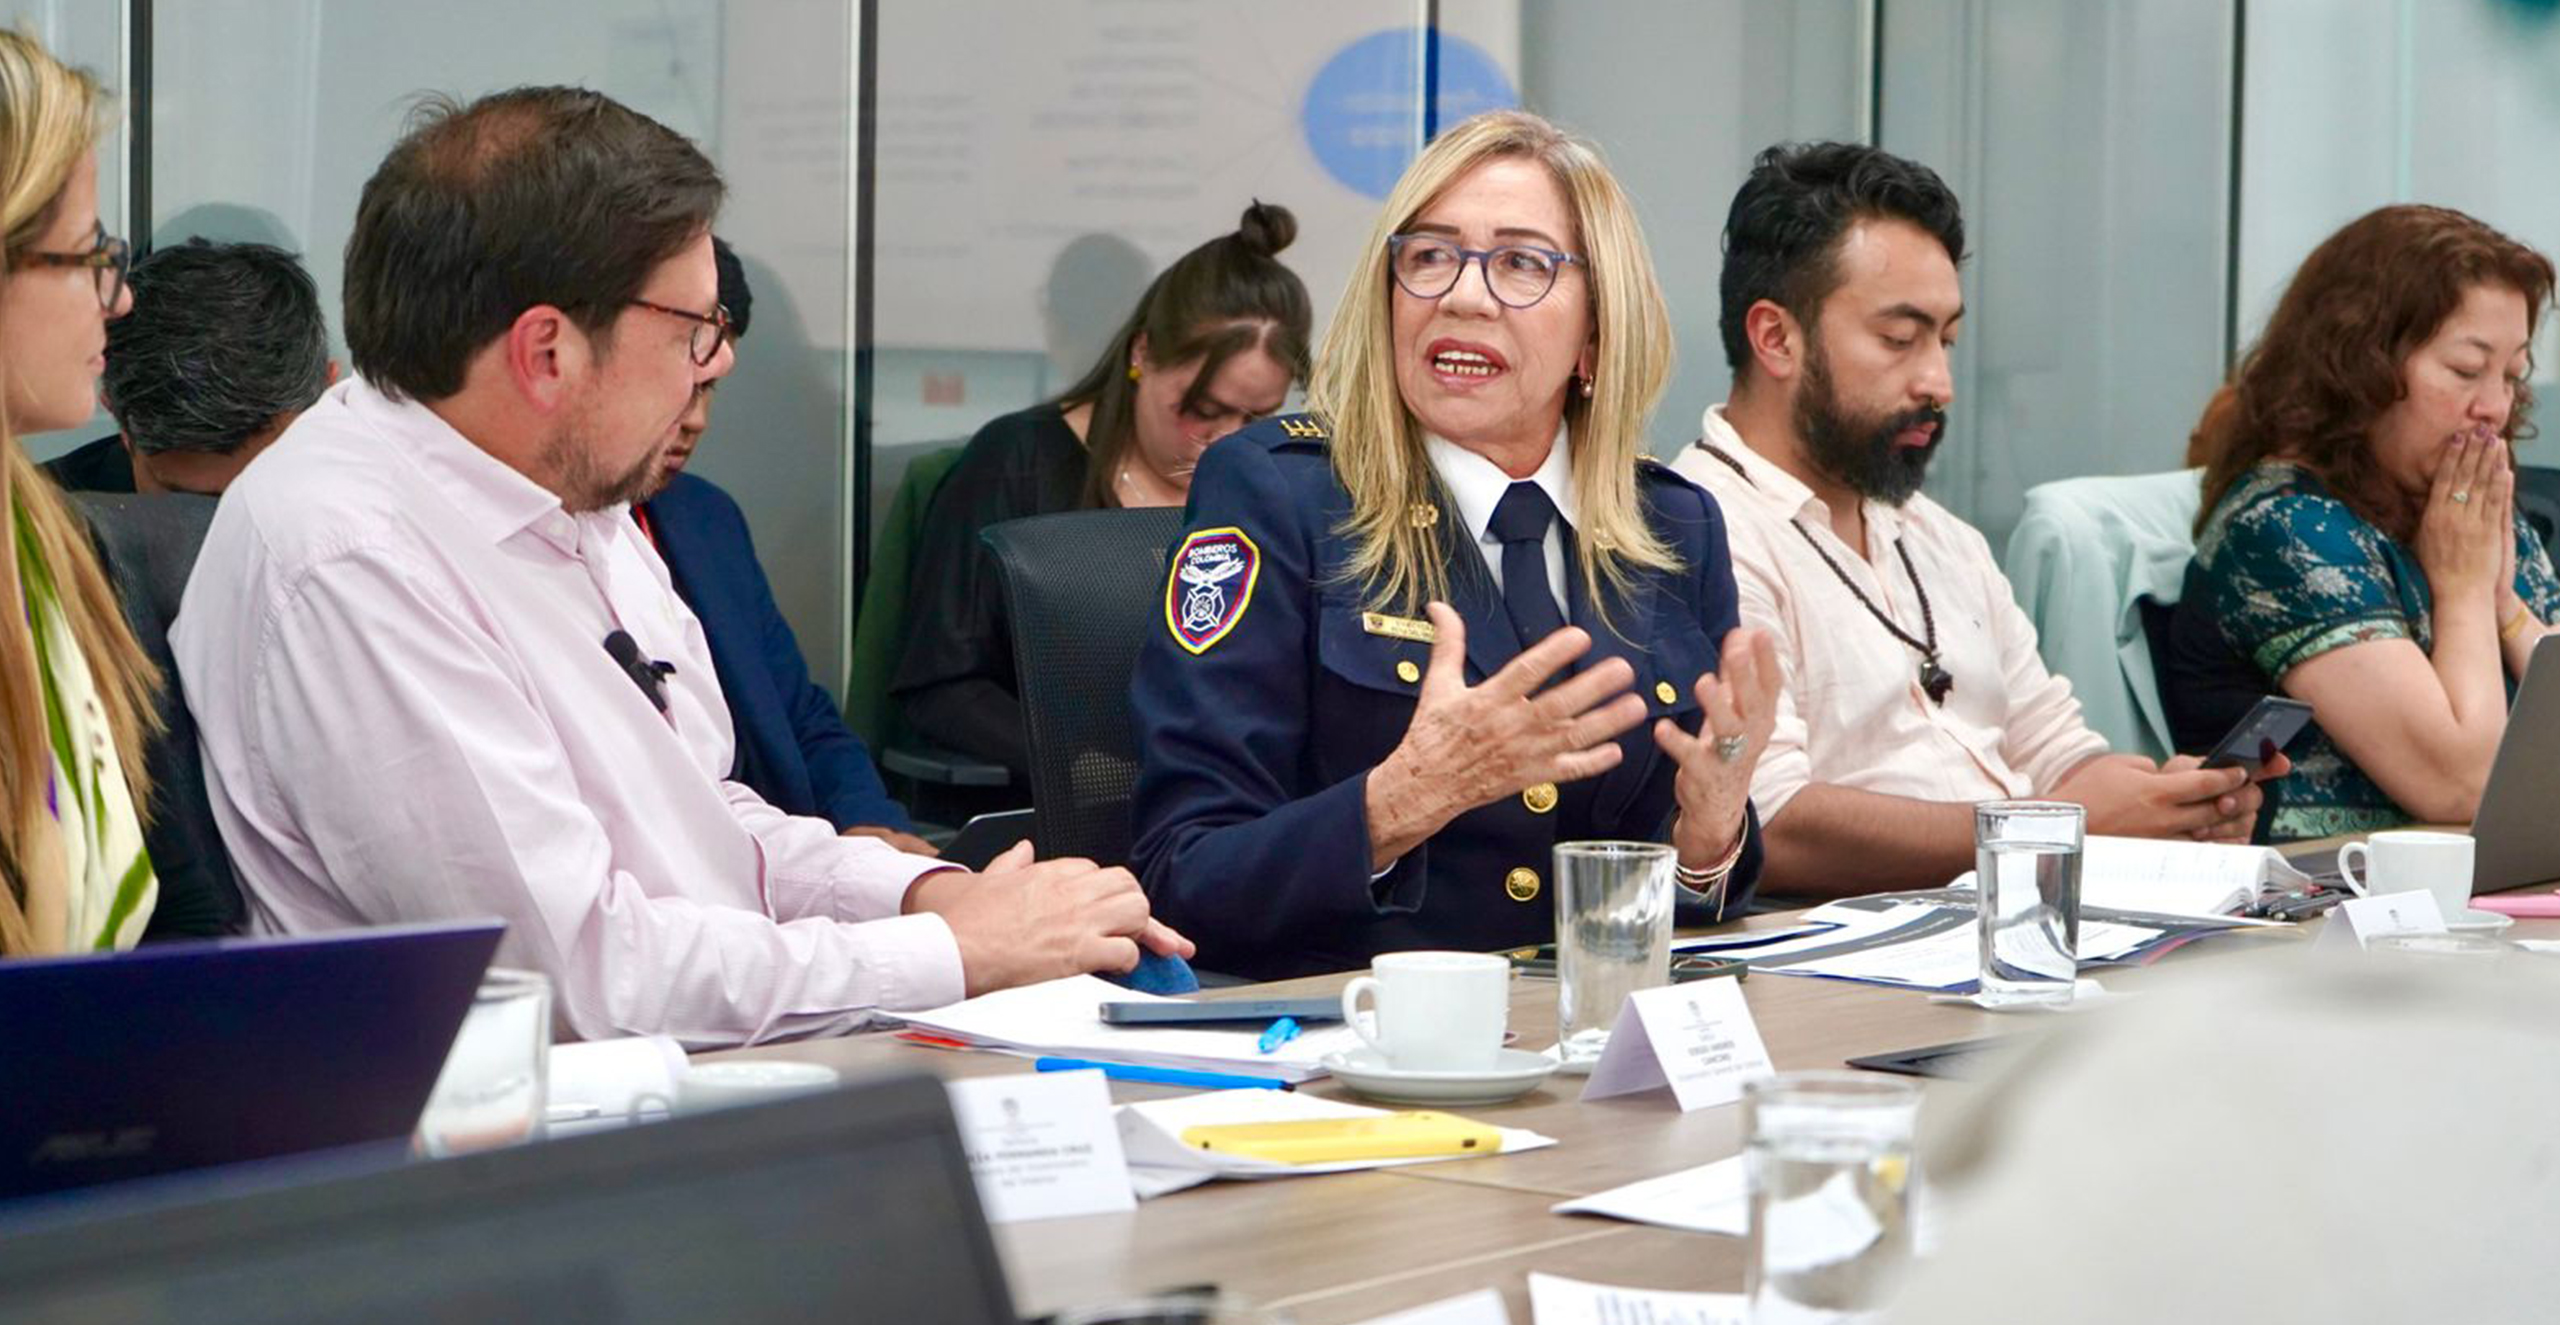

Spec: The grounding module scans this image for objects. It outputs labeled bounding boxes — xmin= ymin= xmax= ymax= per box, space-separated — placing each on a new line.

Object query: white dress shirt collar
xmin=1426 ymin=421 xmax=1576 ymax=542
xmin=1425 ymin=422 xmax=1574 ymax=614
xmin=350 ymin=382 xmax=569 ymax=548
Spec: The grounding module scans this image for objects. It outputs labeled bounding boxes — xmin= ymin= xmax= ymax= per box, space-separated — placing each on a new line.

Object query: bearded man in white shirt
xmin=1671 ymin=142 xmax=2286 ymax=899
xmin=174 ymin=86 xmax=1189 ymax=1044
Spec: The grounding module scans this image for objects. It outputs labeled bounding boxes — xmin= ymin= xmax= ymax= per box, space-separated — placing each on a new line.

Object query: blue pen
xmin=1033 ymin=1057 xmax=1292 ymax=1091
xmin=1257 ymin=1016 xmax=1302 ymax=1054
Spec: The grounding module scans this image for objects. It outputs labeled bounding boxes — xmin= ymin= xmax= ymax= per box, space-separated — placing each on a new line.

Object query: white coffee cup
xmin=631 ymin=1060 xmax=842 ymax=1118
xmin=1340 ymin=950 xmax=1509 ymax=1073
xmin=2339 ymin=830 xmax=2475 ymax=919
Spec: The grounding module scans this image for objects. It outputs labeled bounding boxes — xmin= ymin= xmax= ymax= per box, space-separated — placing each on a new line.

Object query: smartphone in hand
xmin=2201 ymin=695 xmax=2314 ymax=774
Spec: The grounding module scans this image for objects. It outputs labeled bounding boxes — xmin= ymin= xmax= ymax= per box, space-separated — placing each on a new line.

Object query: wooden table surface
xmin=715 ymin=866 xmax=2558 ymax=1323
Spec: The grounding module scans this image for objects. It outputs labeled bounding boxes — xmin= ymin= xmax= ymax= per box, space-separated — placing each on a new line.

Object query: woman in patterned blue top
xmin=2165 ymin=205 xmax=2560 ymax=840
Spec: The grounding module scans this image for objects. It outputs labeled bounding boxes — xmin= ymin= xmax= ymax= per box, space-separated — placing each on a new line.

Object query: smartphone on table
xmin=1097 ymin=997 xmax=1343 ymax=1026
xmin=2201 ymin=695 xmax=2315 ymax=774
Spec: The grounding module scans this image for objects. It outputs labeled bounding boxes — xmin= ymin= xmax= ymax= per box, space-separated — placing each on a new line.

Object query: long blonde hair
xmin=1311 ymin=110 xmax=1678 ymax=626
xmin=0 ymin=28 xmax=159 ymax=955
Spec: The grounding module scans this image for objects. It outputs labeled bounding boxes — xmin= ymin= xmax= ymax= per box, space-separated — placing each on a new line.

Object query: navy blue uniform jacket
xmin=1129 ymin=416 xmax=1762 ymax=979
xmin=640 ymin=472 xmax=915 ymax=834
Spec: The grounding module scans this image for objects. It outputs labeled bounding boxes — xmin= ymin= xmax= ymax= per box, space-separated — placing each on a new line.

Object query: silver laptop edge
xmin=2469 ymin=633 xmax=2560 ymax=892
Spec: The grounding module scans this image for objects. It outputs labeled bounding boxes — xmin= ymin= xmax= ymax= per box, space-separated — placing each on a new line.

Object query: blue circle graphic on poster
xmin=1301 ymin=29 xmax=1517 ymax=199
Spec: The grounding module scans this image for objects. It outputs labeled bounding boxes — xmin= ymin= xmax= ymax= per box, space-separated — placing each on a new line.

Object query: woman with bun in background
xmin=891 ymin=203 xmax=1313 ymax=782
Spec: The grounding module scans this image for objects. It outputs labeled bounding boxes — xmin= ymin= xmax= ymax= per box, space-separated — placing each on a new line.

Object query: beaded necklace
xmin=1698 ymin=442 xmax=1952 ymax=704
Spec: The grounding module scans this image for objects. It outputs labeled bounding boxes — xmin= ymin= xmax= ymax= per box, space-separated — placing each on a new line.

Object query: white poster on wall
xmin=871 ymin=0 xmax=1522 ymax=358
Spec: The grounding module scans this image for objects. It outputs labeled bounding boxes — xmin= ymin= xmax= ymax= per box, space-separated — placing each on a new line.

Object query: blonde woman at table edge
xmin=0 ymin=28 xmax=161 ymax=956
xmin=1128 ymin=109 xmax=1778 ymax=980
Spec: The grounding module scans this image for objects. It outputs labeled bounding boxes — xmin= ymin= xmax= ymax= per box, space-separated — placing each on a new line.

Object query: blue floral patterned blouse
xmin=2173 ymin=462 xmax=2560 ymax=840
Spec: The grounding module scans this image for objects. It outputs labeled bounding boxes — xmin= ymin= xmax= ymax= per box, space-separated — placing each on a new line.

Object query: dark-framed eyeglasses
xmin=626 ymin=298 xmax=733 ymax=367
xmin=8 ymin=222 xmax=129 ymax=311
xmin=1386 ymin=233 xmax=1584 ymax=310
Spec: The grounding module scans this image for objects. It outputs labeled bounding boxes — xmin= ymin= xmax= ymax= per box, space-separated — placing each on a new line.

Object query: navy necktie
xmin=1487 ymin=480 xmax=1567 ymax=647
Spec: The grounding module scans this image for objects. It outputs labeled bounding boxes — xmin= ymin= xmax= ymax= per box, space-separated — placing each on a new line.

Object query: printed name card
xmin=1579 ymin=976 xmax=1776 ymax=1110
xmin=943 ymin=1069 xmax=1135 ymax=1223
xmin=2317 ymin=891 xmax=2449 ymax=951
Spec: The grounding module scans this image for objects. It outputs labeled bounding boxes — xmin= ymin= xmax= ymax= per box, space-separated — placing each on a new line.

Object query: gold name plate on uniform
xmin=1361 ymin=612 xmax=1435 ymax=643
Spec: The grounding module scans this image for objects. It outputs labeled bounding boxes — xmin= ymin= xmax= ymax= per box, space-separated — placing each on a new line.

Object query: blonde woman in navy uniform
xmin=1129 ymin=111 xmax=1780 ymax=979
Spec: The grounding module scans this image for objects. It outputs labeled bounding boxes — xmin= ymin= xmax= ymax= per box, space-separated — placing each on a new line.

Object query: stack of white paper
xmin=1953 ymin=835 xmax=2312 ymax=920
xmin=1763 ymin=915 xmax=2172 ymax=990
xmin=1116 ymin=1089 xmax=1556 ymax=1198
xmin=1527 ymin=1273 xmax=1746 ymax=1324
xmin=898 ymin=974 xmax=1360 ymax=1083
xmin=1671 ymin=919 xmax=1835 ymax=952
xmin=1714 ymin=901 xmax=1949 ymax=963
xmin=1551 ymin=1155 xmax=1749 ymax=1235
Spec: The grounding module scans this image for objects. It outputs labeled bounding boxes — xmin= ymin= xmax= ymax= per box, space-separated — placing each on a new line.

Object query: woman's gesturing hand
xmin=1364 ymin=602 xmax=1648 ymax=868
xmin=1654 ymin=628 xmax=1781 ymax=868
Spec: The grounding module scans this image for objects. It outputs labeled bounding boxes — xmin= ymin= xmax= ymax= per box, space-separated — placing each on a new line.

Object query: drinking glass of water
xmin=417 ymin=967 xmax=552 ymax=1157
xmin=1552 ymin=840 xmax=1676 ymax=1073
xmin=1745 ymin=1071 xmax=1921 ymax=1323
xmin=1973 ymin=800 xmax=2084 ymax=1008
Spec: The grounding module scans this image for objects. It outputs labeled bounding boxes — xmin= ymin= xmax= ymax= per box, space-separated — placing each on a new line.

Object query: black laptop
xmin=0 ymin=920 xmax=502 ymax=1200
xmin=0 ymin=1071 xmax=1021 ymax=1324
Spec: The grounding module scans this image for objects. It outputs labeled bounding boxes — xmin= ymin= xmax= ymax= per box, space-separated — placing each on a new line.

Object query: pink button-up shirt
xmin=1671 ymin=406 xmax=2108 ymax=822
xmin=172 ymin=379 xmax=961 ymax=1046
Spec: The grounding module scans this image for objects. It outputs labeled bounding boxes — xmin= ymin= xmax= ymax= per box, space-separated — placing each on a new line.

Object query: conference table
xmin=712 ymin=853 xmax=2559 ymax=1323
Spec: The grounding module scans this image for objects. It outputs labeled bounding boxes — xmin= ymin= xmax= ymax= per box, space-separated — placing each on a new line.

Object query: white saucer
xmin=2446 ymin=907 xmax=2517 ymax=935
xmin=1321 ymin=1047 xmax=1557 ymax=1106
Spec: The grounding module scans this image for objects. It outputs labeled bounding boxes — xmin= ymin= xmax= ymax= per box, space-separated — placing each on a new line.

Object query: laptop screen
xmin=0 ymin=921 xmax=504 ymax=1201
xmin=0 ymin=1072 xmax=1020 ymax=1325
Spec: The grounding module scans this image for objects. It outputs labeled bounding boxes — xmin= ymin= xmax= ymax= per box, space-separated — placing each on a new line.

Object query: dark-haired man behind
xmin=173 ymin=87 xmax=1185 ymax=1045
xmin=1672 ymin=142 xmax=2283 ymax=899
xmin=45 ymin=238 xmax=332 ymax=496
xmin=633 ymin=238 xmax=932 ymax=855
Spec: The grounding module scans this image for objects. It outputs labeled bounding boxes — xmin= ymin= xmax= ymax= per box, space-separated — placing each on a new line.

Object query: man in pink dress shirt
xmin=172 ymin=87 xmax=1188 ymax=1045
xmin=1671 ymin=142 xmax=2285 ymax=899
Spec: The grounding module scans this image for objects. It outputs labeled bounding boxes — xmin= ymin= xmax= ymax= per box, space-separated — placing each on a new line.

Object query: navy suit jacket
xmin=1129 ymin=415 xmax=1762 ymax=980
xmin=639 ymin=473 xmax=915 ymax=834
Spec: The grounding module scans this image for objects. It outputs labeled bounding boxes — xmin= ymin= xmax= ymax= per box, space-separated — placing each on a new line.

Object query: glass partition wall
xmin=16 ymin=0 xmax=2553 ymax=699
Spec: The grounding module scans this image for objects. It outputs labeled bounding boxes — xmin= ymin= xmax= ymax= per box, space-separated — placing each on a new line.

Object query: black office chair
xmin=982 ymin=506 xmax=1187 ymax=867
xmin=852 ymin=442 xmax=1017 ymax=828
xmin=2517 ymin=465 xmax=2560 ymax=551
xmin=71 ymin=493 xmax=243 ymax=938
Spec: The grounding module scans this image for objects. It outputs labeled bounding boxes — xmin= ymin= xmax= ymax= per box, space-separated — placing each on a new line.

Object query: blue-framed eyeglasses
xmin=1386 ymin=233 xmax=1584 ymax=309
